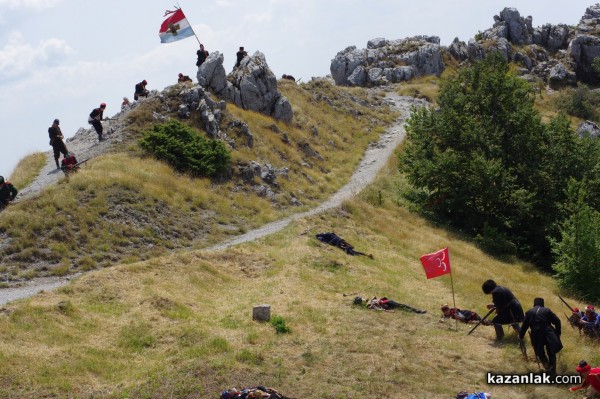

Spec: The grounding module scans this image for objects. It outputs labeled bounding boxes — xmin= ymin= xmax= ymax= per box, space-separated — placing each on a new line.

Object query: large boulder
xmin=577 ymin=3 xmax=600 ymax=34
xmin=532 ymin=24 xmax=570 ymax=53
xmin=197 ymin=51 xmax=293 ymax=123
xmin=330 ymin=36 xmax=444 ymax=87
xmin=568 ymin=34 xmax=600 ymax=84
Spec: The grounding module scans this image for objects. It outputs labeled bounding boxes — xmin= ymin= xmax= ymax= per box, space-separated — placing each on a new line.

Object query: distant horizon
xmin=0 ymin=0 xmax=593 ymax=177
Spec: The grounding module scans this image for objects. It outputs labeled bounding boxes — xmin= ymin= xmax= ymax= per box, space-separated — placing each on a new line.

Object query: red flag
xmin=420 ymin=247 xmax=451 ymax=279
xmin=159 ymin=8 xmax=194 ymax=43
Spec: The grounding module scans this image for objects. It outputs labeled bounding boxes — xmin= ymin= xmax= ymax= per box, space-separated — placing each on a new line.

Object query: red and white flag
xmin=159 ymin=8 xmax=194 ymax=43
xmin=420 ymin=247 xmax=451 ymax=279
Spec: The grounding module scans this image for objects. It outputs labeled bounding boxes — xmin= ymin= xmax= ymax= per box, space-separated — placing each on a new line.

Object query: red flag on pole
xmin=420 ymin=247 xmax=451 ymax=279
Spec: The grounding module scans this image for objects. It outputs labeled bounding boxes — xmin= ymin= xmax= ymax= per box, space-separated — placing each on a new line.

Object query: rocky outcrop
xmin=330 ymin=36 xmax=444 ymax=87
xmin=577 ymin=120 xmax=600 ymax=138
xmin=568 ymin=34 xmax=600 ymax=84
xmin=197 ymin=51 xmax=293 ymax=123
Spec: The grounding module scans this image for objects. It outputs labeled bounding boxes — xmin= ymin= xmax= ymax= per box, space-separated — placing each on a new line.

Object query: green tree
xmin=399 ymin=53 xmax=598 ymax=267
xmin=552 ymin=184 xmax=600 ymax=302
xmin=140 ymin=120 xmax=231 ymax=178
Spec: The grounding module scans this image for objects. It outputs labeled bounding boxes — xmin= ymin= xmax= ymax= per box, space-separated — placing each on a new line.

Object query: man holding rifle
xmin=481 ymin=279 xmax=524 ymax=340
xmin=519 ymin=298 xmax=562 ymax=375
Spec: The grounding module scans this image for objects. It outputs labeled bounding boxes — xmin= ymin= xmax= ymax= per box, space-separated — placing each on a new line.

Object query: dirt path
xmin=0 ymin=93 xmax=426 ymax=306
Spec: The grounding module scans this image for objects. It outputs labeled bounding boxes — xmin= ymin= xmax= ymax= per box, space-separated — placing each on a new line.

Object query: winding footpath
xmin=0 ymin=93 xmax=426 ymax=306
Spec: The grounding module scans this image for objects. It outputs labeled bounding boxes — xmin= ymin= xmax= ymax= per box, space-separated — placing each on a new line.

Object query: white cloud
xmin=0 ymin=31 xmax=72 ymax=78
xmin=0 ymin=0 xmax=63 ymax=10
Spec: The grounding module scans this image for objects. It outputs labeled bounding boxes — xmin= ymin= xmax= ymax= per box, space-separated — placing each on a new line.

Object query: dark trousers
xmin=92 ymin=120 xmax=103 ymax=139
xmin=533 ymin=340 xmax=556 ymax=373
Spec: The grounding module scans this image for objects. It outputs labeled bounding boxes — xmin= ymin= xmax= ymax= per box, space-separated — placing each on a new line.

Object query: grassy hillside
xmin=0 ymin=80 xmax=396 ymax=281
xmin=0 ymin=155 xmax=596 ymax=399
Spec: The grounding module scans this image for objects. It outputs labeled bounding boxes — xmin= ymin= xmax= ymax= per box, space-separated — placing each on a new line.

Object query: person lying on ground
xmin=315 ymin=232 xmax=373 ymax=258
xmin=353 ymin=296 xmax=426 ymax=313
xmin=440 ymin=304 xmax=490 ymax=324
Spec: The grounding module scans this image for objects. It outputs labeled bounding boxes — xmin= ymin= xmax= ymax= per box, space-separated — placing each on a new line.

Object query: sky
xmin=0 ymin=0 xmax=594 ymax=178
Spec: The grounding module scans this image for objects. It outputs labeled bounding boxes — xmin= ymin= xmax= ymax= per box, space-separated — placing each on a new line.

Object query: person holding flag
xmin=481 ymin=279 xmax=524 ymax=340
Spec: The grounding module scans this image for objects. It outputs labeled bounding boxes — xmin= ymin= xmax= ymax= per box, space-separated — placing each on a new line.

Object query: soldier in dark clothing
xmin=48 ymin=118 xmax=69 ymax=169
xmin=482 ymin=279 xmax=524 ymax=340
xmin=89 ymin=103 xmax=106 ymax=141
xmin=519 ymin=298 xmax=562 ymax=374
xmin=134 ymin=80 xmax=149 ymax=101
xmin=0 ymin=176 xmax=18 ymax=209
xmin=235 ymin=46 xmax=248 ymax=68
xmin=196 ymin=43 xmax=208 ymax=67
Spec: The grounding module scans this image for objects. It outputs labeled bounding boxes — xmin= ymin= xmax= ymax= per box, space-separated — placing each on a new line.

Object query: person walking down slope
xmin=0 ymin=176 xmax=18 ymax=210
xmin=519 ymin=297 xmax=562 ymax=375
xmin=48 ymin=118 xmax=69 ymax=169
xmin=196 ymin=43 xmax=208 ymax=67
xmin=482 ymin=279 xmax=524 ymax=340
xmin=235 ymin=46 xmax=248 ymax=68
xmin=134 ymin=80 xmax=149 ymax=101
xmin=89 ymin=102 xmax=107 ymax=141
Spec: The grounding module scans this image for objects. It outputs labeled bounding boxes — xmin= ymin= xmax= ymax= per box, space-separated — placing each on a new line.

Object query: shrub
xmin=555 ymin=85 xmax=600 ymax=121
xmin=139 ymin=120 xmax=231 ymax=178
xmin=270 ymin=315 xmax=291 ymax=334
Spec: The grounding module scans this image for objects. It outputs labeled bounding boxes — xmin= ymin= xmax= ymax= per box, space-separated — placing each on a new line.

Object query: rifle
xmin=558 ymin=294 xmax=581 ymax=334
xmin=467 ymin=307 xmax=495 ymax=335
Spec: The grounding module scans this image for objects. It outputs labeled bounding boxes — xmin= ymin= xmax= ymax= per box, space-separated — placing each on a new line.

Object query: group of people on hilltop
xmin=3 ymin=42 xmax=292 ymax=213
xmin=479 ymin=279 xmax=599 ymax=396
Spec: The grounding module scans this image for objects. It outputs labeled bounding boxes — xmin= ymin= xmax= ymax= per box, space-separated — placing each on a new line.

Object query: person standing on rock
xmin=235 ymin=46 xmax=248 ymax=68
xmin=48 ymin=118 xmax=69 ymax=169
xmin=196 ymin=43 xmax=208 ymax=67
xmin=89 ymin=102 xmax=106 ymax=141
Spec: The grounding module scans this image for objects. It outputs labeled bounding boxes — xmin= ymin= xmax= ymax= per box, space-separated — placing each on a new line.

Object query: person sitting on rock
xmin=178 ymin=73 xmax=193 ymax=83
xmin=134 ymin=79 xmax=149 ymax=101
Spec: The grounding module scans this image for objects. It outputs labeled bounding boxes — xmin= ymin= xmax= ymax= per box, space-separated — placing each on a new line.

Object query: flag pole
xmin=177 ymin=2 xmax=202 ymax=46
xmin=450 ymin=270 xmax=458 ymax=331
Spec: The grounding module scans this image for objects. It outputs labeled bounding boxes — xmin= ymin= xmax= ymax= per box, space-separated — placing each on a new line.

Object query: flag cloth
xmin=420 ymin=247 xmax=451 ymax=279
xmin=159 ymin=8 xmax=194 ymax=43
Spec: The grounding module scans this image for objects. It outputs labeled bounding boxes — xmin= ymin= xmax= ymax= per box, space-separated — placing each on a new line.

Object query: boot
xmin=494 ymin=324 xmax=505 ymax=340
xmin=55 ymin=159 xmax=60 ymax=169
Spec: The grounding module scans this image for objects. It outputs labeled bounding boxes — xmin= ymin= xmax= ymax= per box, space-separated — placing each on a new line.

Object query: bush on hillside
xmin=139 ymin=120 xmax=231 ymax=178
xmin=552 ymin=184 xmax=600 ymax=302
xmin=555 ymin=85 xmax=600 ymax=121
xmin=399 ymin=52 xmax=600 ymax=268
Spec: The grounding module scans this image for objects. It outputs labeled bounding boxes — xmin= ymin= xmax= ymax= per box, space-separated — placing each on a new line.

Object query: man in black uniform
xmin=0 ymin=176 xmax=18 ymax=209
xmin=89 ymin=102 xmax=106 ymax=141
xmin=519 ymin=298 xmax=562 ymax=374
xmin=134 ymin=80 xmax=149 ymax=101
xmin=482 ymin=279 xmax=524 ymax=340
xmin=196 ymin=43 xmax=208 ymax=67
xmin=235 ymin=46 xmax=248 ymax=68
xmin=48 ymin=118 xmax=69 ymax=169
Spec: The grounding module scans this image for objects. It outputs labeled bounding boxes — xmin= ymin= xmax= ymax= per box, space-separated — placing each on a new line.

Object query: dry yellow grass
xmin=7 ymin=152 xmax=47 ymax=188
xmin=0 ymin=155 xmax=595 ymax=399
